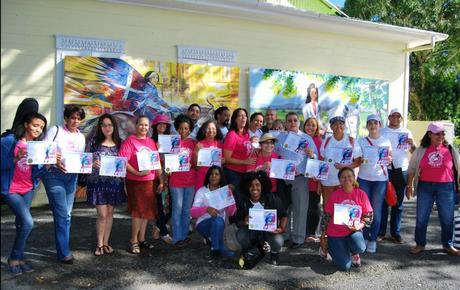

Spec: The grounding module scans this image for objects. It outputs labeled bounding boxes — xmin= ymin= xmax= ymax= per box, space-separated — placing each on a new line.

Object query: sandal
xmin=128 ymin=243 xmax=141 ymax=254
xmin=139 ymin=240 xmax=154 ymax=249
xmin=94 ymin=246 xmax=104 ymax=257
xmin=103 ymin=245 xmax=114 ymax=255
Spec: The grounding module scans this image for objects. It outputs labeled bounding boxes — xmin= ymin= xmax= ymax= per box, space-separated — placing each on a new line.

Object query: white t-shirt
xmin=357 ymin=135 xmax=392 ymax=181
xmin=320 ymin=135 xmax=362 ymax=186
xmin=192 ymin=186 xmax=228 ymax=226
xmin=44 ymin=125 xmax=86 ymax=159
xmin=380 ymin=127 xmax=413 ymax=171
xmin=249 ymin=128 xmax=263 ymax=139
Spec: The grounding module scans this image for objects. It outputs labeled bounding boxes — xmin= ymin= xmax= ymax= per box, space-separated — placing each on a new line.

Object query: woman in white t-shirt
xmin=42 ymin=104 xmax=86 ymax=264
xmin=357 ymin=114 xmax=392 ymax=254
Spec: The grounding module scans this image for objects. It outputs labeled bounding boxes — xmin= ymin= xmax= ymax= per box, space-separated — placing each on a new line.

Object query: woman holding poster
xmin=356 ymin=114 xmax=392 ymax=254
xmin=190 ymin=166 xmax=236 ymax=259
xmin=223 ymin=108 xmax=255 ymax=202
xmin=320 ymin=167 xmax=373 ymax=271
xmin=41 ymin=104 xmax=86 ymax=264
xmin=194 ymin=119 xmax=224 ymax=191
xmin=169 ymin=114 xmax=196 ymax=247
xmin=119 ymin=115 xmax=164 ymax=254
xmin=236 ymin=171 xmax=287 ymax=266
xmin=1 ymin=112 xmax=47 ymax=275
xmin=86 ymin=113 xmax=126 ymax=256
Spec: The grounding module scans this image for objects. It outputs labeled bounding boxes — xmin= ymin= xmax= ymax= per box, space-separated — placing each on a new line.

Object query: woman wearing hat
xmin=247 ymin=132 xmax=280 ymax=193
xmin=407 ymin=122 xmax=459 ymax=256
xmin=320 ymin=115 xmax=362 ymax=208
xmin=357 ymin=114 xmax=392 ymax=254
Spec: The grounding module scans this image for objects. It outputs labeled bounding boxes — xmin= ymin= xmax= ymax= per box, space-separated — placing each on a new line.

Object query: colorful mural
xmin=249 ymin=68 xmax=389 ymax=137
xmin=64 ymin=56 xmax=239 ymax=137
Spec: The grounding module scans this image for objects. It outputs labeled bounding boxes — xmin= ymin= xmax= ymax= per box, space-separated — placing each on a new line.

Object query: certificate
xmin=269 ymin=130 xmax=281 ymax=138
xmin=282 ymin=132 xmax=309 ymax=155
xmin=158 ymin=134 xmax=181 ymax=153
xmin=269 ymin=158 xmax=296 ymax=180
xmin=362 ymin=146 xmax=390 ymax=165
xmin=325 ymin=147 xmax=353 ymax=165
xmin=136 ymin=150 xmax=161 ymax=171
xmin=64 ymin=152 xmax=93 ymax=174
xmin=203 ymin=185 xmax=235 ymax=210
xmin=393 ymin=133 xmax=410 ymax=150
xmin=197 ymin=148 xmax=222 ymax=167
xmin=333 ymin=204 xmax=362 ymax=227
xmin=99 ymin=156 xmax=127 ymax=177
xmin=249 ymin=209 xmax=277 ymax=232
xmin=26 ymin=141 xmax=57 ymax=165
xmin=305 ymin=159 xmax=330 ymax=180
xmin=164 ymin=152 xmax=190 ymax=173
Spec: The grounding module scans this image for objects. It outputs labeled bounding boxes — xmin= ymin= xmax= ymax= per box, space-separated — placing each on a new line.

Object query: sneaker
xmin=366 ymin=241 xmax=377 ymax=253
xmin=161 ymin=234 xmax=173 ymax=245
xmin=318 ymin=247 xmax=332 ymax=261
xmin=19 ymin=262 xmax=34 ymax=273
xmin=290 ymin=242 xmax=303 ymax=249
xmin=351 ymin=253 xmax=361 ymax=267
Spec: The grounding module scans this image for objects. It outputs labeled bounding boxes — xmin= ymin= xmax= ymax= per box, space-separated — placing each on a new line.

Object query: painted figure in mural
xmin=302 ymin=83 xmax=320 ymax=121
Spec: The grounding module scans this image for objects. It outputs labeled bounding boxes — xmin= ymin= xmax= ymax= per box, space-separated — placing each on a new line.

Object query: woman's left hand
xmin=347 ymin=221 xmax=364 ymax=232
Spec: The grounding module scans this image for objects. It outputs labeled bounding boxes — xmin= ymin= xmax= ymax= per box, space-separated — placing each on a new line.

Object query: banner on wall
xmin=249 ymin=68 xmax=389 ymax=137
xmin=64 ymin=56 xmax=239 ymax=138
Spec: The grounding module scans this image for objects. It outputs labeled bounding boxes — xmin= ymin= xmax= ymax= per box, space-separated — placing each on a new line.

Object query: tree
xmin=343 ymin=0 xmax=460 ymax=136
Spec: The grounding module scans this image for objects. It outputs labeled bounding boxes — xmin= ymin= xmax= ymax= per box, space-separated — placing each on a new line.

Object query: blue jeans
xmin=415 ymin=181 xmax=455 ymax=248
xmin=196 ymin=216 xmax=225 ymax=251
xmin=3 ymin=191 xmax=35 ymax=260
xmin=379 ymin=170 xmax=408 ymax=238
xmin=170 ymin=186 xmax=194 ymax=243
xmin=42 ymin=169 xmax=77 ymax=260
xmin=358 ymin=178 xmax=387 ymax=242
xmin=328 ymin=231 xmax=366 ymax=271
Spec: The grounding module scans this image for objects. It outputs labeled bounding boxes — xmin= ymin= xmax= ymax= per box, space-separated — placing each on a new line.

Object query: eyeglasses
xmin=101 ymin=124 xmax=114 ymax=128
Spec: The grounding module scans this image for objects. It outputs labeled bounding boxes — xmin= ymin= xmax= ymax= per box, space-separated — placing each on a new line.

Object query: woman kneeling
xmin=320 ymin=167 xmax=373 ymax=271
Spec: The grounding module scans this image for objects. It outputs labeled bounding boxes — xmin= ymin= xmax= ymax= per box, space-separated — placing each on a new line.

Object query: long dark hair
xmin=196 ymin=120 xmax=223 ymax=142
xmin=2 ymin=98 xmax=39 ymax=137
xmin=151 ymin=119 xmax=171 ymax=143
xmin=14 ymin=112 xmax=48 ymax=141
xmin=419 ymin=132 xmax=448 ymax=148
xmin=203 ymin=165 xmax=227 ymax=188
xmin=229 ymin=108 xmax=249 ymax=132
xmin=173 ymin=114 xmax=193 ymax=132
xmin=240 ymin=170 xmax=272 ymax=196
xmin=305 ymin=83 xmax=317 ymax=104
xmin=94 ymin=113 xmax=122 ymax=149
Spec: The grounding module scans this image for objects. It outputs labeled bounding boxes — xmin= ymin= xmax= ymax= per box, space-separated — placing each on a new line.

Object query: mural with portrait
xmin=64 ymin=56 xmax=240 ymax=138
xmin=249 ymin=68 xmax=389 ymax=137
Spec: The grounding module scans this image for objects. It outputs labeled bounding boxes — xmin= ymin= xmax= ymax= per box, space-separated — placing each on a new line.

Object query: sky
xmin=329 ymin=0 xmax=345 ymax=8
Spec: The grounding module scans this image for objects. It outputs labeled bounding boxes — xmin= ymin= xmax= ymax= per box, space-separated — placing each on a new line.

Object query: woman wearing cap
xmin=320 ymin=116 xmax=361 ymax=208
xmin=303 ymin=117 xmax=324 ymax=242
xmin=378 ymin=108 xmax=416 ymax=244
xmin=356 ymin=114 xmax=392 ymax=254
xmin=223 ymin=108 xmax=256 ymax=202
xmin=150 ymin=114 xmax=174 ymax=245
xmin=275 ymin=112 xmax=318 ymax=248
xmin=407 ymin=122 xmax=459 ymax=256
xmin=247 ymin=132 xmax=280 ymax=193
xmin=119 ymin=115 xmax=164 ymax=254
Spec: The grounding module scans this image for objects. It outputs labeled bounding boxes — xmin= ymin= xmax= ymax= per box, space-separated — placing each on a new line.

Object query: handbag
xmin=223 ymin=223 xmax=242 ymax=252
xmin=388 ymin=163 xmax=406 ymax=188
xmin=385 ymin=181 xmax=398 ymax=206
xmin=77 ymin=173 xmax=88 ymax=187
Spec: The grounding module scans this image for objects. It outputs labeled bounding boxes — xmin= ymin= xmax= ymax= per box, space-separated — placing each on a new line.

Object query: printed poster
xmin=333 ymin=204 xmax=362 ymax=227
xmin=64 ymin=152 xmax=93 ymax=174
xmin=249 ymin=209 xmax=277 ymax=232
xmin=99 ymin=156 xmax=127 ymax=177
xmin=269 ymin=158 xmax=296 ymax=180
xmin=26 ymin=141 xmax=57 ymax=165
xmin=305 ymin=159 xmax=330 ymax=180
xmin=197 ymin=148 xmax=222 ymax=167
xmin=203 ymin=185 xmax=235 ymax=210
xmin=136 ymin=150 xmax=161 ymax=171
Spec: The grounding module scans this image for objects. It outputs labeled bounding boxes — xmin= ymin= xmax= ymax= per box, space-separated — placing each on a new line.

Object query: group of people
xmin=1 ymin=98 xmax=459 ymax=276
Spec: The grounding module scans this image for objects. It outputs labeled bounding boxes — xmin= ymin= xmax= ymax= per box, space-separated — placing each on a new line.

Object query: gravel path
xmin=1 ymin=199 xmax=459 ymax=289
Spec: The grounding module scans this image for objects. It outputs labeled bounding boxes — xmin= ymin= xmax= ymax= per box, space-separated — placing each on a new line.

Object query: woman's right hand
xmin=207 ymin=207 xmax=218 ymax=217
xmin=93 ymin=160 xmax=101 ymax=169
xmin=137 ymin=170 xmax=150 ymax=176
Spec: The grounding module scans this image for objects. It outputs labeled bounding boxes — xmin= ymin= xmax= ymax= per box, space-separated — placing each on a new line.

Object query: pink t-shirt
xmin=325 ymin=187 xmax=373 ymax=237
xmin=419 ymin=144 xmax=454 ymax=183
xmin=223 ymin=130 xmax=252 ymax=173
xmin=248 ymin=151 xmax=280 ymax=192
xmin=169 ymin=138 xmax=196 ymax=188
xmin=119 ymin=135 xmax=157 ymax=181
xmin=308 ymin=135 xmax=322 ymax=191
xmin=9 ymin=141 xmax=33 ymax=194
xmin=195 ymin=139 xmax=223 ymax=191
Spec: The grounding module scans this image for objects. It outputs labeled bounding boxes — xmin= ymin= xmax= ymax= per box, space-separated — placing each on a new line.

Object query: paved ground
xmin=1 ymin=198 xmax=459 ymax=290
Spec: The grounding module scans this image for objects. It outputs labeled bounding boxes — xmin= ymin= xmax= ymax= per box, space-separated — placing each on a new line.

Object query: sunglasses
xmin=261 ymin=140 xmax=275 ymax=144
xmin=431 ymin=131 xmax=445 ymax=136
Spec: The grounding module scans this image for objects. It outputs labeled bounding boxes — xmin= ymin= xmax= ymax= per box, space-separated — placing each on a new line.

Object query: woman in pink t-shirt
xmin=119 ymin=115 xmax=164 ymax=254
xmin=169 ymin=114 xmax=196 ymax=246
xmin=1 ymin=112 xmax=47 ymax=275
xmin=407 ymin=122 xmax=460 ymax=256
xmin=320 ymin=167 xmax=373 ymax=271
xmin=223 ymin=108 xmax=256 ymax=202
xmin=194 ymin=120 xmax=224 ymax=191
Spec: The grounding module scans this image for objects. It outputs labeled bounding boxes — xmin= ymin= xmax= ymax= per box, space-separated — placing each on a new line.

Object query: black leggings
xmin=306 ymin=191 xmax=321 ymax=235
